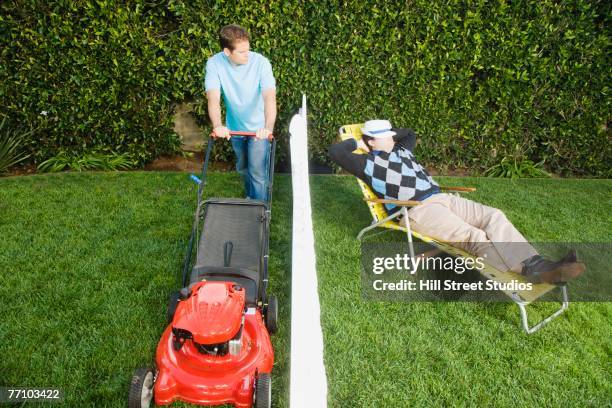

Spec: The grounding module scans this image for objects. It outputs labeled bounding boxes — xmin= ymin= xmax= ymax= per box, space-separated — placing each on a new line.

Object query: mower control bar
xmin=210 ymin=130 xmax=274 ymax=141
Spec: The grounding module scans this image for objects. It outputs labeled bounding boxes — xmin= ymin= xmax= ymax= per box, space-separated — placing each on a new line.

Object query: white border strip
xmin=289 ymin=95 xmax=328 ymax=407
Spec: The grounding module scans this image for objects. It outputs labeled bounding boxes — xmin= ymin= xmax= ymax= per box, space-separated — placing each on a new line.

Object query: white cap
xmin=361 ymin=120 xmax=396 ymax=138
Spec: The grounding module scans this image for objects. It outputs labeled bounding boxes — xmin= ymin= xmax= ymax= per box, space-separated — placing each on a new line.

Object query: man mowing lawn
xmin=329 ymin=119 xmax=585 ymax=284
xmin=204 ymin=24 xmax=277 ymax=201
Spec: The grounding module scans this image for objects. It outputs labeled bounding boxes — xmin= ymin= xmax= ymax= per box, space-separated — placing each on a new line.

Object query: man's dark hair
xmin=219 ymin=24 xmax=250 ymax=51
xmin=361 ymin=135 xmax=374 ymax=152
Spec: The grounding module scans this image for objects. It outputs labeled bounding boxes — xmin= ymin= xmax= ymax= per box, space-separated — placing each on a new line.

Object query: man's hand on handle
xmin=212 ymin=126 xmax=231 ymax=139
xmin=256 ymin=128 xmax=273 ymax=140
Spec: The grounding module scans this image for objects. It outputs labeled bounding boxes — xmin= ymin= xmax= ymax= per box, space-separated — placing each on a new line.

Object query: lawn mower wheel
xmin=265 ymin=295 xmax=278 ymax=334
xmin=255 ymin=372 xmax=271 ymax=408
xmin=128 ymin=367 xmax=155 ymax=408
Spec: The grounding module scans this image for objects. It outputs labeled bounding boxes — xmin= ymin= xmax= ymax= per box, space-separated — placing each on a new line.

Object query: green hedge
xmin=1 ymin=1 xmax=609 ymax=175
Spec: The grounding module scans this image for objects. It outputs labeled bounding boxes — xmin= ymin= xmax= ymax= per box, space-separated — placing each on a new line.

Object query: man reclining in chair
xmin=329 ymin=119 xmax=585 ymax=284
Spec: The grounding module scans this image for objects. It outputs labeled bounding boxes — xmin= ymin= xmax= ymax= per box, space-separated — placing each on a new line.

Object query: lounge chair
xmin=338 ymin=123 xmax=569 ymax=334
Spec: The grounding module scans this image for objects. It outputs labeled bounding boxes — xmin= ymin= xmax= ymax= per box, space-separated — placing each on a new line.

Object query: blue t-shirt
xmin=204 ymin=51 xmax=276 ymax=132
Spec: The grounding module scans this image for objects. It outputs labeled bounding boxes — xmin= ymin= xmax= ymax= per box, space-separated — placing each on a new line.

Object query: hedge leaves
xmin=1 ymin=1 xmax=609 ymax=175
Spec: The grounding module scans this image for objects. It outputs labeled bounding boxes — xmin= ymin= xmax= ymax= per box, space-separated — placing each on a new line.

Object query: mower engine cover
xmin=173 ymin=281 xmax=245 ymax=344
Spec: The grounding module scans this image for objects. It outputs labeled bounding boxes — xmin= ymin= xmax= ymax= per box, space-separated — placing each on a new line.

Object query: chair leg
xmin=401 ymin=207 xmax=415 ymax=260
xmin=357 ymin=208 xmax=417 ymax=260
xmin=357 ymin=211 xmax=403 ymax=241
xmin=515 ymin=285 xmax=569 ymax=334
xmin=357 ymin=222 xmax=383 ymax=241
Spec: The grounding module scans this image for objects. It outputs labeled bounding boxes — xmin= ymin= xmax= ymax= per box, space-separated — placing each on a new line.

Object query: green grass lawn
xmin=0 ymin=172 xmax=610 ymax=407
xmin=312 ymin=175 xmax=612 ymax=407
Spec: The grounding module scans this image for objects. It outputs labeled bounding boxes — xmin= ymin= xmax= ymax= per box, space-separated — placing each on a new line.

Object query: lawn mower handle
xmin=210 ymin=130 xmax=274 ymax=141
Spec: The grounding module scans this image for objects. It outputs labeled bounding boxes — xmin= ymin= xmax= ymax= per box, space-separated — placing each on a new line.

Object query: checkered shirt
xmin=364 ymin=147 xmax=440 ymax=211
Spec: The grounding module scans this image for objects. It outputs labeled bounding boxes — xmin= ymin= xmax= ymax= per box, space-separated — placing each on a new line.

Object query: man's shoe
xmin=521 ymin=255 xmax=585 ymax=284
xmin=560 ymin=249 xmax=577 ymax=263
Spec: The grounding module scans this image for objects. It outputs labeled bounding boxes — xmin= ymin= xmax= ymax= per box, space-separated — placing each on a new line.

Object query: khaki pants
xmin=401 ymin=193 xmax=538 ymax=272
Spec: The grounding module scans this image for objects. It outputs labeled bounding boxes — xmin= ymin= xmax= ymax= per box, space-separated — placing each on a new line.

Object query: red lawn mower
xmin=129 ymin=132 xmax=278 ymax=408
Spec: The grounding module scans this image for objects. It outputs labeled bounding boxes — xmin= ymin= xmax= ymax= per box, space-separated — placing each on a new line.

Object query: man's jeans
xmin=231 ymin=136 xmax=270 ymax=201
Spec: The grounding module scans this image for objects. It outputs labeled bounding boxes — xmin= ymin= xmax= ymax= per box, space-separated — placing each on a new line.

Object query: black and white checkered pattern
xmin=364 ymin=147 xmax=439 ymax=210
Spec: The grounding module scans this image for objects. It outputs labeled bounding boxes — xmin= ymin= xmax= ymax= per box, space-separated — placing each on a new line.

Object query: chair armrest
xmin=364 ymin=198 xmax=422 ymax=206
xmin=440 ymin=186 xmax=476 ymax=192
